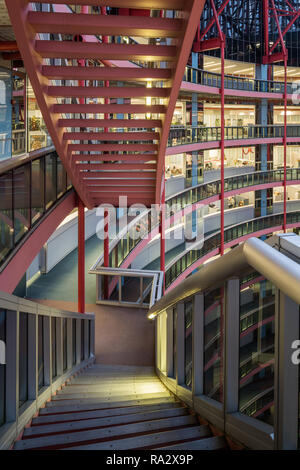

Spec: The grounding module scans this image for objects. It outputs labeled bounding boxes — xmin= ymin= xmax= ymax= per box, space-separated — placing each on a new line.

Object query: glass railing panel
xmin=13 ymin=164 xmax=30 ymax=245
xmin=19 ymin=312 xmax=28 ymax=408
xmin=38 ymin=315 xmax=44 ymax=392
xmin=63 ymin=317 xmax=67 ymax=372
xmin=45 ymin=153 xmax=57 ymax=210
xmin=0 ymin=309 xmax=6 ymax=427
xmin=239 ymin=278 xmax=275 ymax=425
xmin=31 ymin=157 xmax=45 ymax=225
xmin=72 ymin=319 xmax=76 ymax=366
xmin=184 ymin=299 xmax=193 ymax=389
xmin=0 ymin=171 xmax=13 ymax=265
xmin=81 ymin=319 xmax=84 ymax=362
xmin=51 ymin=317 xmax=57 ymax=380
xmin=204 ymin=287 xmax=224 ymax=403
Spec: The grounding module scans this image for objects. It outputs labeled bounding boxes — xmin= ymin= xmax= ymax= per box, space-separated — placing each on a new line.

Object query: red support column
xmin=284 ymin=55 xmax=288 ymax=232
xmin=220 ymin=38 xmax=225 ymax=255
xmin=78 ymin=198 xmax=85 ymax=313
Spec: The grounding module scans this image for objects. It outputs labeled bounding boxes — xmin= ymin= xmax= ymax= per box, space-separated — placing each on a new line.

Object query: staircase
xmin=6 ymin=1 xmax=205 ymax=208
xmin=14 ymin=365 xmax=227 ymax=450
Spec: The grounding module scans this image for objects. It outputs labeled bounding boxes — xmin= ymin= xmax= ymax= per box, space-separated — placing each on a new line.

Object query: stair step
xmin=72 ymin=154 xmax=158 ymax=163
xmin=15 ymin=415 xmax=197 ymax=450
xmin=65 ymin=425 xmax=211 ymax=450
xmin=77 ymin=164 xmax=157 ymax=172
xmin=42 ymin=65 xmax=171 ymax=81
xmin=28 ymin=12 xmax=183 ymax=38
xmin=58 ymin=384 xmax=165 ymax=394
xmin=48 ymin=86 xmax=170 ymax=99
xmin=39 ymin=396 xmax=176 ymax=415
xmin=58 ymin=119 xmax=163 ymax=128
xmin=68 ymin=143 xmax=158 ymax=152
xmin=49 ymin=391 xmax=170 ymax=403
xmin=33 ymin=402 xmax=183 ymax=426
xmin=52 ymin=104 xmax=166 ymax=115
xmin=24 ymin=407 xmax=188 ymax=438
xmin=32 ymin=1 xmax=186 ymax=11
xmin=156 ymin=435 xmax=227 ymax=450
xmin=36 ymin=41 xmax=177 ymax=61
xmin=63 ymin=132 xmax=160 ymax=141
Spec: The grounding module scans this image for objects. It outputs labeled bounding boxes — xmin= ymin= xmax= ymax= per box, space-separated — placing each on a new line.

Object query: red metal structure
xmin=6 ymin=0 xmax=205 ymax=211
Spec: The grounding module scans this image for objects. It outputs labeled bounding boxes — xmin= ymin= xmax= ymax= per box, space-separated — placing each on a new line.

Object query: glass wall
xmin=204 ymin=288 xmax=224 ymax=403
xmin=184 ymin=300 xmax=193 ymax=389
xmin=12 ymin=73 xmax=25 ymax=156
xmin=0 ymin=310 xmax=6 ymax=427
xmin=38 ymin=316 xmax=44 ymax=391
xmin=239 ymin=277 xmax=275 ymax=425
xmin=19 ymin=312 xmax=28 ymax=408
xmin=0 ymin=150 xmax=70 ymax=270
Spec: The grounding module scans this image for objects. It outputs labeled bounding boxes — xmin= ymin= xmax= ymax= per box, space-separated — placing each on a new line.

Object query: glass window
xmin=13 ymin=164 xmax=30 ymax=244
xmin=184 ymin=300 xmax=193 ymax=389
xmin=204 ymin=288 xmax=224 ymax=403
xmin=27 ymin=79 xmax=51 ymax=152
xmin=0 ymin=309 xmax=6 ymax=426
xmin=19 ymin=312 xmax=28 ymax=408
xmin=12 ymin=74 xmax=26 ymax=156
xmin=0 ymin=67 xmax=12 ymax=161
xmin=31 ymin=158 xmax=45 ymax=225
xmin=239 ymin=278 xmax=275 ymax=425
xmin=81 ymin=319 xmax=84 ymax=361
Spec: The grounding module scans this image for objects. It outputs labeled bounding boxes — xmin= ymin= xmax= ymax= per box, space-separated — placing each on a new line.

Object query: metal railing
xmin=95 ymin=170 xmax=300 ymax=273
xmin=0 ymin=146 xmax=72 ymax=270
xmin=183 ymin=66 xmax=294 ymax=95
xmin=0 ymin=291 xmax=94 ymax=449
xmin=165 ymin=210 xmax=300 ymax=289
xmin=150 ymin=234 xmax=300 ymax=450
xmin=168 ymin=124 xmax=300 ymax=148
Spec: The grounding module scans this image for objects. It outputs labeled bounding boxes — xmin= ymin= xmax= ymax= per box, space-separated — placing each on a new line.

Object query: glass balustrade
xmin=0 ymin=149 xmax=72 ymax=269
xmin=183 ymin=66 xmax=293 ymax=95
xmin=168 ymin=125 xmax=300 ymax=148
xmin=165 ymin=211 xmax=300 ymax=289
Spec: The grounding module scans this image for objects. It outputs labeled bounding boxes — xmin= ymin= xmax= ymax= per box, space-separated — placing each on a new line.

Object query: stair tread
xmin=155 ymin=435 xmax=227 ymax=450
xmin=33 ymin=402 xmax=184 ymax=425
xmin=24 ymin=407 xmax=188 ymax=438
xmin=15 ymin=415 xmax=197 ymax=450
xmin=64 ymin=425 xmax=211 ymax=450
xmin=39 ymin=396 xmax=177 ymax=415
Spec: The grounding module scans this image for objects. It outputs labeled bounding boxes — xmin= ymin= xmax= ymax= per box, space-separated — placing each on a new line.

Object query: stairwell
xmin=14 ymin=365 xmax=227 ymax=450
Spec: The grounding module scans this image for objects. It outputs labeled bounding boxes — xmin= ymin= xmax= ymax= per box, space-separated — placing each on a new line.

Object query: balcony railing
xmin=101 ymin=170 xmax=300 ymax=272
xmin=0 ymin=291 xmax=94 ymax=449
xmin=183 ymin=66 xmax=294 ymax=95
xmin=168 ymin=125 xmax=300 ymax=148
xmin=0 ymin=147 xmax=72 ymax=270
xmin=150 ymin=234 xmax=300 ymax=449
xmin=165 ymin=211 xmax=300 ymax=289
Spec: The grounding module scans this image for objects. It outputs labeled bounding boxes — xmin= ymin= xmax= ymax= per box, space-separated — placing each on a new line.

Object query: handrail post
xmin=274 ymin=289 xmax=299 ymax=449
xmin=27 ymin=314 xmax=38 ymax=401
xmin=6 ymin=309 xmax=18 ymax=423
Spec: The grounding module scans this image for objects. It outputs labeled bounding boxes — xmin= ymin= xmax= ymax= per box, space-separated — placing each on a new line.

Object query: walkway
xmin=14 ymin=365 xmax=227 ymax=450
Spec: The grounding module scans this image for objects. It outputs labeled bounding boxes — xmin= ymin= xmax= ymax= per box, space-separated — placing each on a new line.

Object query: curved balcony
xmin=103 ymin=170 xmax=300 ymax=274
xmin=0 ymin=147 xmax=73 ymax=285
xmin=182 ymin=66 xmax=294 ymax=99
xmin=167 ymin=124 xmax=300 ymax=155
xmin=164 ymin=211 xmax=300 ymax=290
